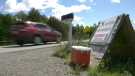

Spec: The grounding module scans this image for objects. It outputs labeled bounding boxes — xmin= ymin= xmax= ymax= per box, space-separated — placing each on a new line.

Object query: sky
xmin=0 ymin=0 xmax=135 ymax=28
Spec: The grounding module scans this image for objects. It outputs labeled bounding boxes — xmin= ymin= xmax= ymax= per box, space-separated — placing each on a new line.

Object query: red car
xmin=9 ymin=21 xmax=61 ymax=46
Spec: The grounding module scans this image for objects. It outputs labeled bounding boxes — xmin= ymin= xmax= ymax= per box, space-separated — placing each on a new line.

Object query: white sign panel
xmin=91 ymin=16 xmax=118 ymax=43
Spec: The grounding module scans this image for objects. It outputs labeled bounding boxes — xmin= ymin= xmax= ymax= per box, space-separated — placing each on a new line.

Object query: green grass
xmin=53 ymin=43 xmax=72 ymax=65
xmin=53 ymin=41 xmax=134 ymax=76
xmin=98 ymin=48 xmax=135 ymax=76
xmin=0 ymin=42 xmax=17 ymax=47
xmin=98 ymin=72 xmax=123 ymax=76
xmin=65 ymin=65 xmax=83 ymax=75
xmin=53 ymin=34 xmax=134 ymax=76
xmin=87 ymin=61 xmax=99 ymax=76
xmin=87 ymin=61 xmax=124 ymax=76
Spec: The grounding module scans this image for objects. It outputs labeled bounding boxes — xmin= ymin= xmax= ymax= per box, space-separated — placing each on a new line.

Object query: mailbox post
xmin=61 ymin=13 xmax=74 ymax=53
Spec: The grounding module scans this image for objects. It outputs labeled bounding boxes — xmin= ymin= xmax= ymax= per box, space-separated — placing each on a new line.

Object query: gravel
xmin=0 ymin=46 xmax=88 ymax=76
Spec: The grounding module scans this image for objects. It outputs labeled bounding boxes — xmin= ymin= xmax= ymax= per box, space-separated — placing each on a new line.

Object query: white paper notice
xmin=91 ymin=16 xmax=118 ymax=42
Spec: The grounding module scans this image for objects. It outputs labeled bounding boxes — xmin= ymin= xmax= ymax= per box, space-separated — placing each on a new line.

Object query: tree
xmin=74 ymin=24 xmax=83 ymax=37
xmin=0 ymin=13 xmax=14 ymax=41
xmin=2 ymin=13 xmax=14 ymax=28
xmin=15 ymin=11 xmax=27 ymax=21
xmin=47 ymin=16 xmax=68 ymax=40
xmin=0 ymin=13 xmax=4 ymax=26
xmin=76 ymin=24 xmax=79 ymax=31
xmin=40 ymin=14 xmax=48 ymax=24
xmin=72 ymin=25 xmax=77 ymax=36
xmin=27 ymin=8 xmax=41 ymax=22
xmin=87 ymin=23 xmax=97 ymax=37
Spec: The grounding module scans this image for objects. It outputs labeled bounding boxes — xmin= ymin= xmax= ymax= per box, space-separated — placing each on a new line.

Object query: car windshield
xmin=9 ymin=23 xmax=26 ymax=29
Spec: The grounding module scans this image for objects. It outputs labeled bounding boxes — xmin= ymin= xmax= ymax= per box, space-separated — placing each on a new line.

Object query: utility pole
xmin=61 ymin=13 xmax=74 ymax=53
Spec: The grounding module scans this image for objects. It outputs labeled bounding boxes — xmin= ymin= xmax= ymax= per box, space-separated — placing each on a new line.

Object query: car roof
xmin=15 ymin=21 xmax=49 ymax=26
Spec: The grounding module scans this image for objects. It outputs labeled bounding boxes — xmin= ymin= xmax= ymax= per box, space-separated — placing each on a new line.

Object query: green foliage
xmin=121 ymin=71 xmax=133 ymax=76
xmin=40 ymin=14 xmax=48 ymax=24
xmin=98 ymin=72 xmax=123 ymax=76
xmin=97 ymin=25 xmax=135 ymax=76
xmin=0 ymin=8 xmax=96 ymax=42
xmin=87 ymin=61 xmax=99 ymax=76
xmin=0 ymin=13 xmax=4 ymax=26
xmin=0 ymin=41 xmax=17 ymax=46
xmin=98 ymin=49 xmax=134 ymax=76
xmin=87 ymin=23 xmax=97 ymax=37
xmin=0 ymin=13 xmax=15 ymax=41
xmin=27 ymin=8 xmax=41 ymax=22
xmin=72 ymin=23 xmax=97 ymax=40
xmin=2 ymin=13 xmax=14 ymax=26
xmin=66 ymin=64 xmax=83 ymax=75
xmin=53 ymin=43 xmax=69 ymax=59
xmin=47 ymin=16 xmax=68 ymax=41
xmin=15 ymin=11 xmax=27 ymax=21
xmin=53 ymin=37 xmax=133 ymax=76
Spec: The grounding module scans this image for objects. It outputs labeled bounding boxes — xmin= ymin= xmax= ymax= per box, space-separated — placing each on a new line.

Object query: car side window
xmin=34 ymin=24 xmax=40 ymax=28
xmin=40 ymin=24 xmax=46 ymax=29
xmin=34 ymin=24 xmax=53 ymax=31
xmin=45 ymin=26 xmax=53 ymax=31
xmin=34 ymin=24 xmax=44 ymax=29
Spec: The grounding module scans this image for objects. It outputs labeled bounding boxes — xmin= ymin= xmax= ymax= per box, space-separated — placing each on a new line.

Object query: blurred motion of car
xmin=9 ymin=21 xmax=61 ymax=46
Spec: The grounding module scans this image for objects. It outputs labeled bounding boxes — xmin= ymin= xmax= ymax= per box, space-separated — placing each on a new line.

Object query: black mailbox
xmin=61 ymin=13 xmax=74 ymax=21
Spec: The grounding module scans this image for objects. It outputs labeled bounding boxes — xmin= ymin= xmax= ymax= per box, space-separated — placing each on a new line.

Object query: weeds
xmin=66 ymin=65 xmax=82 ymax=75
xmin=53 ymin=43 xmax=68 ymax=58
xmin=87 ymin=60 xmax=99 ymax=76
xmin=53 ymin=37 xmax=135 ymax=76
xmin=0 ymin=41 xmax=17 ymax=46
xmin=121 ymin=71 xmax=132 ymax=76
xmin=53 ymin=41 xmax=72 ymax=65
xmin=87 ymin=61 xmax=124 ymax=76
xmin=65 ymin=63 xmax=85 ymax=75
xmin=99 ymin=48 xmax=135 ymax=76
xmin=53 ymin=44 xmax=134 ymax=76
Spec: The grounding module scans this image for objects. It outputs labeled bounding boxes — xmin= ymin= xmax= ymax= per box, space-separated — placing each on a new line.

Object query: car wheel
xmin=33 ymin=36 xmax=42 ymax=45
xmin=56 ymin=36 xmax=61 ymax=43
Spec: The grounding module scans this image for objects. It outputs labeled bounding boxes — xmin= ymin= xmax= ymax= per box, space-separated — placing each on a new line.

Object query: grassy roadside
xmin=0 ymin=41 xmax=17 ymax=47
xmin=52 ymin=40 xmax=133 ymax=76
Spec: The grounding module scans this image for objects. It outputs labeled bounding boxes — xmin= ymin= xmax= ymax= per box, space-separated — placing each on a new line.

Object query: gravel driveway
xmin=0 ymin=46 xmax=88 ymax=76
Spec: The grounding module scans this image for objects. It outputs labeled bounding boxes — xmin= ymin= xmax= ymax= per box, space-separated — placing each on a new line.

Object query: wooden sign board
xmin=88 ymin=13 xmax=135 ymax=62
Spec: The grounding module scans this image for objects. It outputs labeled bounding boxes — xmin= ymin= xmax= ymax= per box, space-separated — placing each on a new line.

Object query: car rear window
xmin=9 ymin=23 xmax=26 ymax=29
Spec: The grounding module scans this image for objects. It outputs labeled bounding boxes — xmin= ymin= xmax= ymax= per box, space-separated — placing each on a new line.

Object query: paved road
xmin=0 ymin=40 xmax=89 ymax=54
xmin=0 ymin=39 xmax=102 ymax=63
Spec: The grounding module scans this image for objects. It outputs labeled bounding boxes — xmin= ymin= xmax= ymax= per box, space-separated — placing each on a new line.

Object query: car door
xmin=33 ymin=24 xmax=48 ymax=39
xmin=32 ymin=24 xmax=56 ymax=40
xmin=43 ymin=25 xmax=57 ymax=40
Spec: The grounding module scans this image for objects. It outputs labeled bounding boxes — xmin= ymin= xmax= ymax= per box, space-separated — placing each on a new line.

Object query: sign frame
xmin=88 ymin=14 xmax=125 ymax=45
xmin=87 ymin=13 xmax=126 ymax=62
